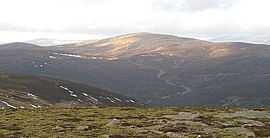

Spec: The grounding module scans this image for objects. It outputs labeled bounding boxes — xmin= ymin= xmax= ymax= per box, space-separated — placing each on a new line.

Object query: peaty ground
xmin=0 ymin=107 xmax=270 ymax=137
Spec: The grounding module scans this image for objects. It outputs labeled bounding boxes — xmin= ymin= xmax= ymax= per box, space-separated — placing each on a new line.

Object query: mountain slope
xmin=0 ymin=72 xmax=144 ymax=109
xmin=124 ymin=41 xmax=270 ymax=107
xmin=0 ymin=49 xmax=173 ymax=104
xmin=1 ymin=33 xmax=270 ymax=107
xmin=50 ymin=33 xmax=270 ymax=107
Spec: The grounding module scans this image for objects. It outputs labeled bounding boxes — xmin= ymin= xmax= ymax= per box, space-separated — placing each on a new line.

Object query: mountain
xmin=53 ymin=32 xmax=212 ymax=57
xmin=1 ymin=33 xmax=270 ymax=107
xmin=0 ymin=72 xmax=144 ymax=109
xmin=209 ymin=35 xmax=270 ymax=45
xmin=0 ymin=42 xmax=42 ymax=50
xmin=25 ymin=38 xmax=85 ymax=46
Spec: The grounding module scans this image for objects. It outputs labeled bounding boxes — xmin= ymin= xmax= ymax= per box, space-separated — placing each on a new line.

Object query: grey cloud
xmin=184 ymin=0 xmax=241 ymax=11
xmin=0 ymin=22 xmax=138 ymax=36
xmin=2 ymin=21 xmax=269 ymax=40
xmin=153 ymin=0 xmax=242 ymax=12
xmin=152 ymin=0 xmax=187 ymax=12
xmin=82 ymin=0 xmax=110 ymax=5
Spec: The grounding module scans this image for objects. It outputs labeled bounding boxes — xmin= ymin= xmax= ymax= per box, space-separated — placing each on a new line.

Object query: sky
xmin=0 ymin=0 xmax=270 ymax=42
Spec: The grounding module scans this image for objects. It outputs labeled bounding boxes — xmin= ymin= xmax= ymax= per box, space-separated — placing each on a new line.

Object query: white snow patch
xmin=82 ymin=93 xmax=98 ymax=101
xmin=30 ymin=104 xmax=37 ymax=108
xmin=107 ymin=57 xmax=119 ymax=61
xmin=70 ymin=93 xmax=77 ymax=97
xmin=78 ymin=99 xmax=83 ymax=102
xmin=162 ymin=96 xmax=171 ymax=99
xmin=60 ymin=86 xmax=69 ymax=91
xmin=114 ymin=97 xmax=122 ymax=101
xmin=2 ymin=101 xmax=17 ymax=109
xmin=54 ymin=53 xmax=82 ymax=58
xmin=49 ymin=56 xmax=56 ymax=59
xmin=60 ymin=86 xmax=77 ymax=97
xmin=129 ymin=100 xmax=135 ymax=103
xmin=106 ymin=97 xmax=115 ymax=103
xmin=90 ymin=96 xmax=98 ymax=101
xmin=82 ymin=93 xmax=88 ymax=96
xmin=29 ymin=104 xmax=41 ymax=108
xmin=33 ymin=64 xmax=45 ymax=68
xmin=68 ymin=90 xmax=73 ymax=93
xmin=126 ymin=100 xmax=135 ymax=103
xmin=91 ymin=56 xmax=104 ymax=60
xmin=27 ymin=93 xmax=38 ymax=99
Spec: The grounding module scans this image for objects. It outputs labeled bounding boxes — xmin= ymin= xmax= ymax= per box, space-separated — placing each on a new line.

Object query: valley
xmin=1 ymin=33 xmax=270 ymax=107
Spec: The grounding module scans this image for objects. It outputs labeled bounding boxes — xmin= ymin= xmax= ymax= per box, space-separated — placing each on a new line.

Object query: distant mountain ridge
xmin=25 ymin=38 xmax=85 ymax=46
xmin=0 ymin=42 xmax=42 ymax=50
xmin=209 ymin=35 xmax=270 ymax=45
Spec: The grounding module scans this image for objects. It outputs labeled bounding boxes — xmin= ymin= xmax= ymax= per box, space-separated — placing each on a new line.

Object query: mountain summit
xmin=57 ymin=33 xmax=212 ymax=57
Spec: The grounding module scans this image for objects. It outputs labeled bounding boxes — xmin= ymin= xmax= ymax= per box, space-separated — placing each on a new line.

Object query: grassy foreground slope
xmin=0 ymin=107 xmax=270 ymax=137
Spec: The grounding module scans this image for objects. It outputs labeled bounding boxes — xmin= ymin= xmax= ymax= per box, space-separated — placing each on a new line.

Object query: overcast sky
xmin=0 ymin=0 xmax=270 ymax=42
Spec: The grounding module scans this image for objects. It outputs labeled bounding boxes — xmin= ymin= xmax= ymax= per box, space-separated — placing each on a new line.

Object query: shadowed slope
xmin=0 ymin=72 xmax=144 ymax=109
